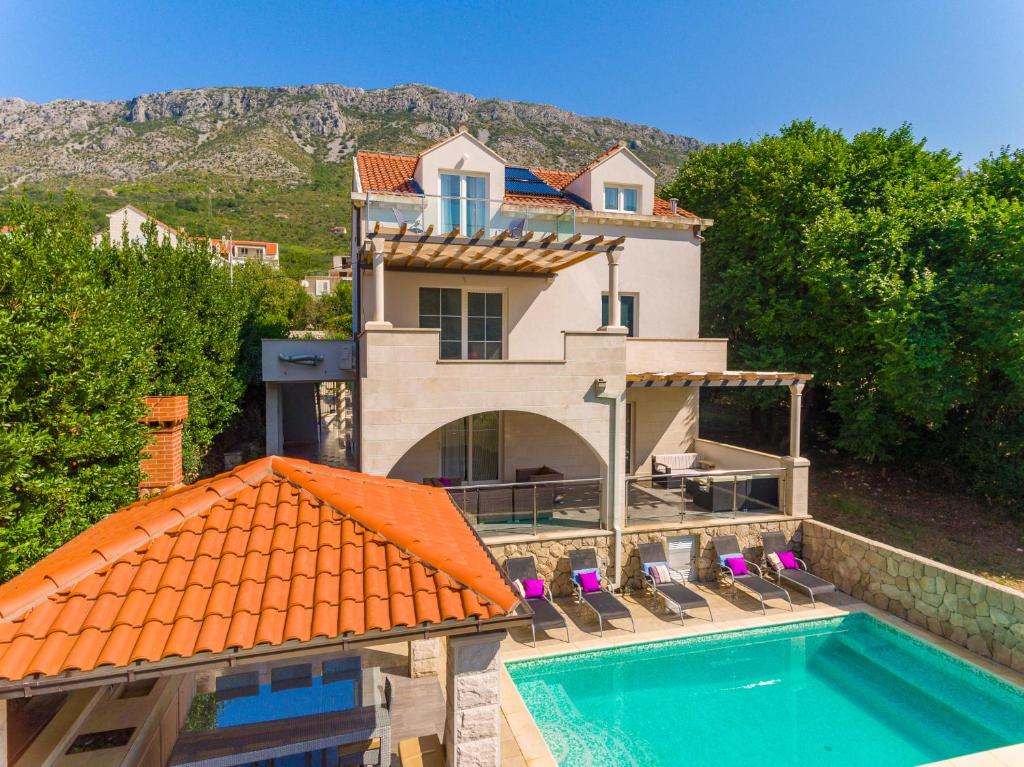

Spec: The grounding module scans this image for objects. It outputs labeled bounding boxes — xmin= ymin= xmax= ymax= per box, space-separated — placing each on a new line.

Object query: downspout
xmin=593 ymin=377 xmax=624 ymax=590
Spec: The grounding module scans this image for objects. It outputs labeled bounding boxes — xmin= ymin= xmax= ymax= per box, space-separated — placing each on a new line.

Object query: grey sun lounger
xmin=712 ymin=535 xmax=792 ymax=615
xmin=391 ymin=206 xmax=424 ymax=233
xmin=761 ymin=531 xmax=836 ymax=607
xmin=505 ymin=555 xmax=569 ymax=646
xmin=569 ymin=548 xmax=635 ymax=637
xmin=637 ymin=542 xmax=713 ymax=625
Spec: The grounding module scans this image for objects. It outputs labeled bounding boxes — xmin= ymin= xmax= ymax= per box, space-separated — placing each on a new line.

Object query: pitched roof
xmin=355 ymin=140 xmax=699 ymax=219
xmin=0 ymin=457 xmax=519 ymax=686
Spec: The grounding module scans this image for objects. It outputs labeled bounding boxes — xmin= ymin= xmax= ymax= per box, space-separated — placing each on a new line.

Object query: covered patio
xmin=0 ymin=457 xmax=529 ymax=767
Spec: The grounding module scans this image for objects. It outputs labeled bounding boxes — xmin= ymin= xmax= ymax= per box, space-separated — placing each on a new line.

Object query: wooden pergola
xmin=626 ymin=371 xmax=814 ymax=388
xmin=628 ymin=371 xmax=814 ymax=458
xmin=360 ymin=222 xmax=624 ymax=275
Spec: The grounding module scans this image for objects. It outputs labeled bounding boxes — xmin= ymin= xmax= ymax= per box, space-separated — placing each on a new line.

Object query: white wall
xmin=566 ymin=150 xmax=656 ymax=215
xmin=628 ymin=387 xmax=698 ymax=473
xmin=414 ymin=133 xmax=505 ymax=203
xmin=108 ymin=207 xmax=178 ymax=247
xmin=359 ymin=223 xmax=702 ymax=359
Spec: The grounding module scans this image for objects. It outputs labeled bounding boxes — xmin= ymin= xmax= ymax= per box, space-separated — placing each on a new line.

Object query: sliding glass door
xmin=440 ymin=412 xmax=500 ymax=483
xmin=440 ymin=173 xmax=488 ymax=234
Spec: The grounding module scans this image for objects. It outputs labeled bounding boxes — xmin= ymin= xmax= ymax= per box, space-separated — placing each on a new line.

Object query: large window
xmin=441 ymin=412 xmax=500 ymax=483
xmin=602 ymin=293 xmax=637 ymax=336
xmin=441 ymin=173 xmax=488 ymax=234
xmin=603 ymin=185 xmax=638 ymax=213
xmin=419 ymin=287 xmax=503 ymax=359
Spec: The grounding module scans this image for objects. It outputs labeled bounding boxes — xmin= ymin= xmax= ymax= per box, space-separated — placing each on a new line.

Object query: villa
xmin=4 ymin=131 xmax=1024 ymax=767
xmin=103 ymin=205 xmax=280 ymax=269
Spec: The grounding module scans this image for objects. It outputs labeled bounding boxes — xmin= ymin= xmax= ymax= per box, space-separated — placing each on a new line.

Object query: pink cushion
xmin=725 ymin=556 xmax=748 ymax=576
xmin=578 ymin=570 xmax=601 ymax=593
xmin=778 ymin=550 xmax=799 ymax=570
xmin=522 ymin=579 xmax=545 ymax=599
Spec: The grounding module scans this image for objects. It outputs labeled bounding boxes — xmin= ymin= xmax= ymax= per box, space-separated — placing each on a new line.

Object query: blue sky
xmin=2 ymin=0 xmax=1022 ymax=165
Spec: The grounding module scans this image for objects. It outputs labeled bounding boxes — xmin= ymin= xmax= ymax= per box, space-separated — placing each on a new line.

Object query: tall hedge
xmin=0 ymin=201 xmax=292 ymax=580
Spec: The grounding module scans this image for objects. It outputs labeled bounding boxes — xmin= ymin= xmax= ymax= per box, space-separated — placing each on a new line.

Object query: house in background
xmin=348 ymin=129 xmax=812 ymax=580
xmin=301 ymin=254 xmax=353 ymax=297
xmin=101 ymin=205 xmax=280 ymax=269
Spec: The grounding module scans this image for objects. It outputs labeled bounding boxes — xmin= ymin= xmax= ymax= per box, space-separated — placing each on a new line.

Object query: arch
xmin=384 ymin=408 xmax=607 ymax=484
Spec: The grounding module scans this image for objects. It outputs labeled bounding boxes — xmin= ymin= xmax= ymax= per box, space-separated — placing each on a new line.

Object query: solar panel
xmin=503 ymin=179 xmax=561 ymax=197
xmin=505 ymin=166 xmax=541 ymax=182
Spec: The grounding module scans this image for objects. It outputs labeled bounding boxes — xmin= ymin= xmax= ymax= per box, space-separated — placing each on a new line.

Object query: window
xmin=604 ymin=185 xmax=639 ymax=213
xmin=315 ymin=279 xmax=330 ymax=296
xmin=602 ymin=293 xmax=637 ymax=336
xmin=440 ymin=173 xmax=488 ymax=234
xmin=419 ymin=287 xmax=503 ymax=360
xmin=419 ymin=287 xmax=463 ymax=359
xmin=441 ymin=412 xmax=500 ymax=483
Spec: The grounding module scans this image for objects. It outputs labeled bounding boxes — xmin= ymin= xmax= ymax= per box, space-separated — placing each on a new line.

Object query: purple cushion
xmin=578 ymin=570 xmax=601 ymax=593
xmin=522 ymin=578 xmax=545 ymax=599
xmin=725 ymin=556 xmax=748 ymax=576
xmin=778 ymin=550 xmax=799 ymax=570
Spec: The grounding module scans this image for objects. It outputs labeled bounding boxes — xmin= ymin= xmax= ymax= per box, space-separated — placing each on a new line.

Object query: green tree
xmin=319 ymin=280 xmax=353 ymax=338
xmin=0 ymin=201 xmax=152 ymax=578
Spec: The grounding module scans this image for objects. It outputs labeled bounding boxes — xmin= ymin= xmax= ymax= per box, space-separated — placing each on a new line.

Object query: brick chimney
xmin=139 ymin=396 xmax=188 ymax=495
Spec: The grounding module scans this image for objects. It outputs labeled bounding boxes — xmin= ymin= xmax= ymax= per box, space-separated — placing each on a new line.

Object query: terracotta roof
xmin=210 ymin=239 xmax=280 ymax=256
xmin=355 ymin=147 xmax=699 ymax=219
xmin=356 ymin=152 xmax=420 ymax=194
xmin=0 ymin=457 xmax=518 ymax=685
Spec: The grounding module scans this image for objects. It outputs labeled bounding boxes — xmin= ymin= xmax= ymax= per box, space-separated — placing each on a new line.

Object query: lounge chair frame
xmin=712 ymin=535 xmax=792 ymax=615
xmin=568 ymin=549 xmax=635 ymax=637
xmin=760 ymin=531 xmax=836 ymax=607
xmin=637 ymin=542 xmax=713 ymax=625
xmin=504 ymin=556 xmax=570 ymax=647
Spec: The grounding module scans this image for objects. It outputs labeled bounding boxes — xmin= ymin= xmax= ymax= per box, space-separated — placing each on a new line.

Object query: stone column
xmin=364 ymin=236 xmax=392 ymax=330
xmin=601 ymin=251 xmax=627 ymax=332
xmin=265 ymin=382 xmax=282 ymax=455
xmin=788 ymin=382 xmax=805 ymax=458
xmin=782 ymin=455 xmax=810 ymax=516
xmin=409 ymin=638 xmax=440 ymax=678
xmin=444 ymin=631 xmax=506 ymax=767
xmin=0 ymin=699 xmax=7 ymax=767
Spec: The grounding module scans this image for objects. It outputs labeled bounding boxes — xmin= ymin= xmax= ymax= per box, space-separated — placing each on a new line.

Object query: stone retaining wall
xmin=488 ymin=518 xmax=803 ymax=597
xmin=801 ymin=520 xmax=1024 ymax=671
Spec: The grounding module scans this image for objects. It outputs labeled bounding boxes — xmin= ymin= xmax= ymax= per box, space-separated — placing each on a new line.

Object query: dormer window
xmin=440 ymin=173 xmax=488 ymax=234
xmin=604 ymin=185 xmax=639 ymax=213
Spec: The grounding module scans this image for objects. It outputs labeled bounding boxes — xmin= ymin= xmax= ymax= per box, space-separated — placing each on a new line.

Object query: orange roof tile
xmin=0 ymin=457 xmax=519 ymax=685
xmin=356 ymin=146 xmax=700 ymax=219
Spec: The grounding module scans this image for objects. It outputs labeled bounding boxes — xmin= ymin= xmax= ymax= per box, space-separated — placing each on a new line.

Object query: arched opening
xmin=389 ymin=410 xmax=608 ymax=534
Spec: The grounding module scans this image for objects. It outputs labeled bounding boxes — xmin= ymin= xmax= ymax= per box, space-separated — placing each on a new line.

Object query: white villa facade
xmin=350 ymin=131 xmax=812 ymax=563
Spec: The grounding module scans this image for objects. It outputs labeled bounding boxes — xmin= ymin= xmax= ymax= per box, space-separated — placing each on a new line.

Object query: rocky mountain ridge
xmin=0 ymin=83 xmax=702 ymax=187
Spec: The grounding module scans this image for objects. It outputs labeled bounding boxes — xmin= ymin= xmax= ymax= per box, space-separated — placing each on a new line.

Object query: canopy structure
xmin=626 ymin=371 xmax=813 ymax=388
xmin=0 ymin=456 xmax=525 ymax=697
xmin=361 ymin=222 xmax=624 ymax=275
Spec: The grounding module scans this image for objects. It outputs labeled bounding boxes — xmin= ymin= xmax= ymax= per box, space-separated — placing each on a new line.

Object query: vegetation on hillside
xmin=665 ymin=121 xmax=1024 ymax=507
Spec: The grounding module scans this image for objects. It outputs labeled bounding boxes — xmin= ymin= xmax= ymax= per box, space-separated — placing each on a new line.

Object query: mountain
xmin=0 ymin=84 xmax=703 ymax=276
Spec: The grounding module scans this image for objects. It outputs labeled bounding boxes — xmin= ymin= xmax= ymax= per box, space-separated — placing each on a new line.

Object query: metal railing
xmin=625 ymin=467 xmax=786 ymax=527
xmin=446 ymin=476 xmax=602 ymax=537
xmin=365 ymin=192 xmax=577 ymax=241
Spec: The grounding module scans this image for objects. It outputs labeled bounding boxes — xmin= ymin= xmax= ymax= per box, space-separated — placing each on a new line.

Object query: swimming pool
xmin=507 ymin=613 xmax=1024 ymax=767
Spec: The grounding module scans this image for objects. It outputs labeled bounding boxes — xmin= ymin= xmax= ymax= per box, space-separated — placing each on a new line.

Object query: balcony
xmin=363 ymin=192 xmax=577 ymax=242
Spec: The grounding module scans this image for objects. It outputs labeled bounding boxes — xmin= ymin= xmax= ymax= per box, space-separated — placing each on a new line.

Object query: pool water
xmin=508 ymin=613 xmax=1024 ymax=767
xmin=217 ymin=676 xmax=357 ymax=728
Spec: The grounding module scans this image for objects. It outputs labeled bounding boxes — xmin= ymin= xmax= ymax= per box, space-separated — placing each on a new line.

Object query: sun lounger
xmin=508 ymin=217 xmax=526 ymax=238
xmin=392 ymin=206 xmax=424 ymax=233
xmin=712 ymin=535 xmax=792 ymax=614
xmin=761 ymin=531 xmax=836 ymax=607
xmin=505 ymin=556 xmax=569 ymax=646
xmin=568 ymin=548 xmax=634 ymax=636
xmin=637 ymin=542 xmax=713 ymax=625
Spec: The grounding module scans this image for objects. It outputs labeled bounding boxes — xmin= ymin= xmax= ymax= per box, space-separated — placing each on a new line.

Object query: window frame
xmin=439 ymin=411 xmax=503 ymax=484
xmin=439 ymin=171 xmax=489 ymax=233
xmin=419 ymin=286 xmax=506 ymax=360
xmin=603 ymin=184 xmax=641 ymax=213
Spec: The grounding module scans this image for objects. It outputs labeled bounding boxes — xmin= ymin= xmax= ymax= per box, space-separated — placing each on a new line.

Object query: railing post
xmin=732 ymin=474 xmax=738 ymax=518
